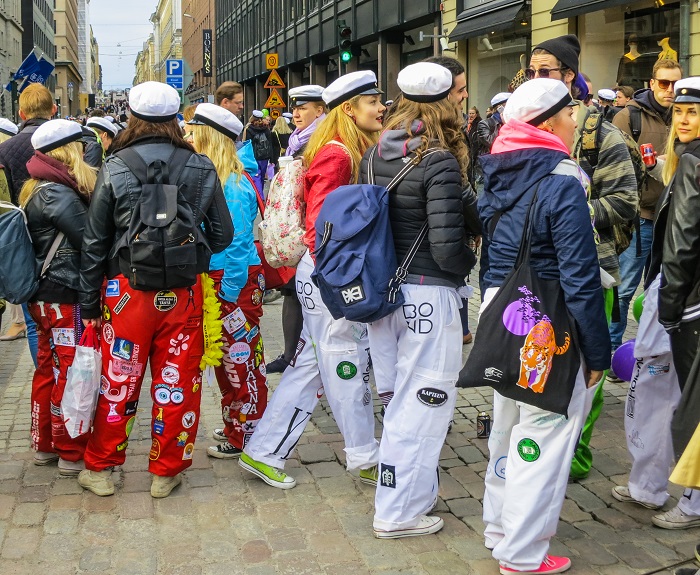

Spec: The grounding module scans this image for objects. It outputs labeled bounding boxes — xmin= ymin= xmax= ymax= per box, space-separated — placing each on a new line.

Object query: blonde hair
xmin=273 ymin=116 xmax=292 ymax=135
xmin=19 ymin=141 xmax=97 ymax=206
xmin=182 ymin=104 xmax=198 ymax=122
xmin=382 ymin=96 xmax=469 ymax=180
xmin=662 ymin=103 xmax=700 ymax=185
xmin=19 ymin=83 xmax=54 ymax=120
xmin=0 ymin=133 xmax=12 ymax=145
xmin=304 ymin=95 xmax=379 ymax=182
xmin=191 ymin=124 xmax=244 ymax=184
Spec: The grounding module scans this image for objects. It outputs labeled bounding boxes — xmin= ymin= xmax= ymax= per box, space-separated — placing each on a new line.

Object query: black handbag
xmin=458 ymin=183 xmax=581 ymax=416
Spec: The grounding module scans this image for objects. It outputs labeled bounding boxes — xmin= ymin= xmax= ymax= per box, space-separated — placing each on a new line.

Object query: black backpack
xmin=252 ymin=131 xmax=272 ymax=160
xmin=114 ymin=147 xmax=212 ymax=291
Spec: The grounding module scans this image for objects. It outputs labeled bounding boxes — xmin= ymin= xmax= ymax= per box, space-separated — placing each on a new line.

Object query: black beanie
xmin=533 ymin=34 xmax=580 ymax=76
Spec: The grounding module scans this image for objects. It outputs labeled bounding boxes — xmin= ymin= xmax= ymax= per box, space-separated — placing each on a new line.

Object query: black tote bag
xmin=458 ymin=185 xmax=581 ymax=416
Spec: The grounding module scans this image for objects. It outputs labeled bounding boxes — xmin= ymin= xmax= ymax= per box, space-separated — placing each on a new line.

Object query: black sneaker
xmin=207 ymin=442 xmax=243 ymax=459
xmin=266 ymin=355 xmax=289 ymax=374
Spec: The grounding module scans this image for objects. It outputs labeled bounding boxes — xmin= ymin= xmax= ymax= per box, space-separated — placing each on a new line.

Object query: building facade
xmin=134 ymin=34 xmax=156 ymax=85
xmin=151 ymin=0 xmax=183 ymax=83
xmin=443 ymin=0 xmax=696 ymax=115
xmin=78 ymin=0 xmax=92 ymax=95
xmin=182 ymin=0 xmax=215 ymax=103
xmin=215 ymin=0 xmax=442 ymax=113
xmin=0 ymin=1 xmax=24 ymax=117
xmin=55 ymin=0 xmax=83 ymax=117
xmin=91 ymin=26 xmax=101 ymax=93
xmin=20 ymin=0 xmax=55 ymax=95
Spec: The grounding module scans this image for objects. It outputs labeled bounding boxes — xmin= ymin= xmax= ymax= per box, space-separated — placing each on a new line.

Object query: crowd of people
xmin=1 ymin=32 xmax=700 ymax=575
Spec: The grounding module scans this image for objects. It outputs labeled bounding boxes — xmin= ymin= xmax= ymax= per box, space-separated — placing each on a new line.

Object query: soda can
xmin=640 ymin=143 xmax=656 ymax=168
xmin=476 ymin=412 xmax=491 ymax=438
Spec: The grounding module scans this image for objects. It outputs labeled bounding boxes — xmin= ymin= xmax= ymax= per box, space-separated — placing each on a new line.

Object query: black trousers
xmin=670 ymin=317 xmax=700 ymax=460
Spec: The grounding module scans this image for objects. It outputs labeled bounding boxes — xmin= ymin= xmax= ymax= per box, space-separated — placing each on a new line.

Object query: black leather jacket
xmin=79 ymin=137 xmax=233 ymax=318
xmin=360 ymin=145 xmax=478 ymax=286
xmin=647 ymin=140 xmax=700 ymax=331
xmin=81 ymin=127 xmax=104 ymax=168
xmin=25 ymin=182 xmax=89 ymax=302
xmin=0 ymin=118 xmax=48 ymax=203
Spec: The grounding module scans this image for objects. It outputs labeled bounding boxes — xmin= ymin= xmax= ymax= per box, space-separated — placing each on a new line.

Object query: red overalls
xmin=83 ymin=275 xmax=204 ymax=477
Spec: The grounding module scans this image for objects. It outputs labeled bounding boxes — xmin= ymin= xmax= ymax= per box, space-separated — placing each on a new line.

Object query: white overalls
xmin=368 ymin=283 xmax=462 ymax=530
xmin=481 ymin=287 xmax=590 ymax=570
xmin=625 ymin=274 xmax=700 ymax=512
xmin=244 ymin=251 xmax=379 ymax=470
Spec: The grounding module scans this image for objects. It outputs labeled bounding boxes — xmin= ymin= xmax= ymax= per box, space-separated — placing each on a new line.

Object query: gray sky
xmin=90 ymin=0 xmax=157 ymax=90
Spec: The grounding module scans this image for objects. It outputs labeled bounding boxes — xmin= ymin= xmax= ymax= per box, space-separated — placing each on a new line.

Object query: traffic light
xmin=337 ymin=20 xmax=352 ymax=63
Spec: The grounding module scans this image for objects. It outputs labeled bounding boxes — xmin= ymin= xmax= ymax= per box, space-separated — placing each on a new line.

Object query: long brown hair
xmin=382 ymin=96 xmax=469 ymax=180
xmin=663 ymin=103 xmax=700 ymax=185
xmin=111 ymin=116 xmax=195 ymax=153
xmin=304 ymin=95 xmax=379 ymax=183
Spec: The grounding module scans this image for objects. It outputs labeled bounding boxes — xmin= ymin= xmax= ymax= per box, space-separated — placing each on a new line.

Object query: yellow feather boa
xmin=199 ymin=273 xmax=224 ymax=370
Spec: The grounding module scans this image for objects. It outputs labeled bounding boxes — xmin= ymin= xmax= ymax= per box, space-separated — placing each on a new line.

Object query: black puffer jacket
xmin=360 ymin=125 xmax=478 ymax=286
xmin=79 ymin=136 xmax=234 ymax=318
xmin=0 ymin=118 xmax=48 ymax=204
xmin=25 ymin=182 xmax=89 ymax=303
xmin=81 ymin=127 xmax=103 ymax=168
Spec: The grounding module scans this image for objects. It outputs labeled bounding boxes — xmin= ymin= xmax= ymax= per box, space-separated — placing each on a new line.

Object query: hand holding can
xmin=641 ymin=143 xmax=656 ymax=168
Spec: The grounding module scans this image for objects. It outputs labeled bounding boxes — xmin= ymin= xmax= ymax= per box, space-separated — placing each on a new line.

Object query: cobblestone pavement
xmin=0 ymin=288 xmax=698 ymax=575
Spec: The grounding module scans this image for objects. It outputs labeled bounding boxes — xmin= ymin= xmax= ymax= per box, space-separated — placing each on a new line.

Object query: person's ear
xmin=340 ymin=101 xmax=354 ymax=119
xmin=19 ymin=110 xmax=27 ymax=121
xmin=564 ymin=69 xmax=576 ymax=86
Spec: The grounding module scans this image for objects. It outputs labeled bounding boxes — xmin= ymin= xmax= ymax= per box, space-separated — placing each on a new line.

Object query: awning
xmin=550 ymin=0 xmax=634 ymax=21
xmin=449 ymin=0 xmax=527 ymax=43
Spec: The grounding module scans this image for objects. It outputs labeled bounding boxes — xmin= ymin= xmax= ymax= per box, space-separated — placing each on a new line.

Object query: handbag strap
xmin=40 ymin=231 xmax=66 ymax=277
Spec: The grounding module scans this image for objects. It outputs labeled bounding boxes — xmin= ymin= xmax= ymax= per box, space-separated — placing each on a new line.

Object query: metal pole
xmin=10 ymin=73 xmax=17 ymax=122
xmin=680 ymin=0 xmax=690 ymax=76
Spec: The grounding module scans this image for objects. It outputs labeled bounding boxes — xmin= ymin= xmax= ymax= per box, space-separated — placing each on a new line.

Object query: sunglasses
xmin=654 ymin=78 xmax=676 ymax=90
xmin=525 ymin=67 xmax=562 ymax=80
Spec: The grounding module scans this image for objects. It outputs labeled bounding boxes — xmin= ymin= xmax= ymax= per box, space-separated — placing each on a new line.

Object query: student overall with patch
xmin=240 ymin=71 xmax=385 ymax=489
xmin=479 ymin=79 xmax=609 ymax=575
xmin=77 ymin=82 xmax=233 ymax=498
xmin=609 ymin=59 xmax=682 ymax=352
xmin=186 ymin=103 xmax=269 ymax=460
xmin=20 ymin=120 xmax=98 ymax=476
xmin=360 ymin=62 xmax=479 ymax=538
xmin=529 ymin=35 xmax=638 ymax=481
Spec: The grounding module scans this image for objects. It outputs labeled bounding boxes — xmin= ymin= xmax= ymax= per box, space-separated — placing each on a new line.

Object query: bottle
xmin=477 ymin=412 xmax=491 ymax=438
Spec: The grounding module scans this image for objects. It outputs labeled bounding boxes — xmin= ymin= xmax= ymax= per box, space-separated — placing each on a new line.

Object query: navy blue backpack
xmin=311 ymin=146 xmax=439 ymax=323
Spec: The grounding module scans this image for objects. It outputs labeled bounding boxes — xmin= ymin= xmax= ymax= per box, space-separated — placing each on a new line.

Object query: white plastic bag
xmin=62 ymin=324 xmax=101 ymax=438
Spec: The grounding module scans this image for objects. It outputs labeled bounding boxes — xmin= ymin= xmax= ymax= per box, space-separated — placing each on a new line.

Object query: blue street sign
xmin=166 ymin=77 xmax=183 ymax=89
xmin=166 ymin=59 xmax=183 ymax=77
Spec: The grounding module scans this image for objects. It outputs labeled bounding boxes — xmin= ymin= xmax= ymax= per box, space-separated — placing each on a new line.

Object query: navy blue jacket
xmin=479 ymin=146 xmax=611 ymax=372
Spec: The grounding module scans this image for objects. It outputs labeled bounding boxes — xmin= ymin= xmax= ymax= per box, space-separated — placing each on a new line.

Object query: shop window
xmin=579 ymin=1 xmax=680 ymax=92
xmin=467 ymin=24 xmax=530 ymax=115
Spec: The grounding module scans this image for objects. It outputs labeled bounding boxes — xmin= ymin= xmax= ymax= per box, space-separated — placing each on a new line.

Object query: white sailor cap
xmin=31 ymin=119 xmax=84 ymax=153
xmin=129 ymin=81 xmax=180 ymax=123
xmin=104 ymin=115 xmax=115 ymax=122
xmin=491 ymin=92 xmax=511 ymax=107
xmin=323 ymin=70 xmax=383 ymax=109
xmin=0 ymin=118 xmax=19 ymax=137
xmin=288 ymin=85 xmax=325 ymax=107
xmin=282 ymin=112 xmax=293 ymax=119
xmin=252 ymin=110 xmax=264 ymax=118
xmin=86 ymin=116 xmax=118 ymax=137
xmin=597 ymin=89 xmax=616 ymax=102
xmin=187 ymin=102 xmax=243 ymax=140
xmin=503 ymin=78 xmax=574 ymax=126
xmin=675 ymin=77 xmax=700 ymax=104
xmin=397 ymin=62 xmax=452 ymax=103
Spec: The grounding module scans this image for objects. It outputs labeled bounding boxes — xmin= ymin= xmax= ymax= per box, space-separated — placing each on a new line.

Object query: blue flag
xmin=5 ymin=51 xmax=40 ymax=92
xmin=27 ymin=58 xmax=54 ymax=85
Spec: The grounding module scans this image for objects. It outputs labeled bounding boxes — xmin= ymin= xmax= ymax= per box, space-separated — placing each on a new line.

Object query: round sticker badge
xmin=154 ymin=290 xmax=178 ymax=312
xmin=251 ymin=288 xmax=263 ymax=306
xmin=182 ymin=410 xmax=196 ymax=429
xmin=336 ymin=361 xmax=357 ymax=380
xmin=161 ymin=365 xmax=180 ymax=385
xmin=517 ymin=438 xmax=541 ymax=462
xmin=102 ymin=323 xmax=115 ymax=345
xmin=230 ymin=342 xmax=251 ymax=364
xmin=149 ymin=438 xmax=161 ymax=461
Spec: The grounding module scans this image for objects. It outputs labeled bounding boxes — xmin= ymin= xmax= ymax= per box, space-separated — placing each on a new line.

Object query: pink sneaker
xmin=500 ymin=555 xmax=572 ymax=575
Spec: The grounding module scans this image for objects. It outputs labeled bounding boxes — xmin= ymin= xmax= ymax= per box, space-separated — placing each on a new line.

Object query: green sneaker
xmin=359 ymin=465 xmax=378 ymax=486
xmin=238 ymin=453 xmax=296 ymax=489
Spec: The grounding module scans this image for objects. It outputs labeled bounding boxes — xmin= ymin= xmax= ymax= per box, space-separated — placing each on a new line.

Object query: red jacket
xmin=303 ymin=139 xmax=352 ymax=253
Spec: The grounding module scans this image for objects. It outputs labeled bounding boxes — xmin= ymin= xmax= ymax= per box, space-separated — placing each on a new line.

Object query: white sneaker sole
xmin=34 ymin=456 xmax=59 ymax=466
xmin=374 ymin=517 xmax=444 ymax=539
xmin=207 ymin=447 xmax=242 ymax=459
xmin=212 ymin=430 xmax=227 ymax=442
xmin=499 ymin=564 xmax=571 ymax=575
xmin=151 ymin=475 xmax=182 ymax=498
xmin=611 ymin=487 xmax=660 ymax=509
xmin=652 ymin=515 xmax=700 ymax=529
xmin=78 ymin=474 xmax=115 ymax=497
xmin=238 ymin=458 xmax=296 ymax=489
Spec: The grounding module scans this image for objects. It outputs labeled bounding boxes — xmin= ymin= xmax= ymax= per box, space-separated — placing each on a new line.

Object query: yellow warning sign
xmin=270 ymin=109 xmax=281 ymax=119
xmin=264 ymin=88 xmax=286 ymax=109
xmin=265 ymin=53 xmax=279 ymax=70
xmin=264 ymin=69 xmax=286 ymax=89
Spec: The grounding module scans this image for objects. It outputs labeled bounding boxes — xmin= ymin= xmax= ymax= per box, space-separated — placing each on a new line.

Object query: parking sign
xmin=166 ymin=59 xmax=183 ymax=77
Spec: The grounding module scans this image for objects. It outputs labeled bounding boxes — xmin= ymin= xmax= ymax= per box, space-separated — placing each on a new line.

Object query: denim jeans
xmin=609 ymin=218 xmax=653 ymax=349
xmin=21 ymin=302 xmax=38 ymax=367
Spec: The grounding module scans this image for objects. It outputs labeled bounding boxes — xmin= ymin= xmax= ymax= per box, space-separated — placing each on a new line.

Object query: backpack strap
xmin=579 ymin=111 xmax=603 ymax=169
xmin=116 ymin=147 xmax=192 ymax=186
xmin=628 ymin=106 xmax=642 ymax=142
xmin=40 ymin=231 xmax=66 ymax=277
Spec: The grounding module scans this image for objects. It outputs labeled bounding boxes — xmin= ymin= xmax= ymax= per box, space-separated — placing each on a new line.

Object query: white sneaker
xmin=78 ymin=469 xmax=115 ymax=496
xmin=33 ymin=451 xmax=58 ymax=466
xmin=58 ymin=458 xmax=84 ymax=476
xmin=652 ymin=505 xmax=700 ymax=529
xmin=151 ymin=474 xmax=182 ymax=498
xmin=374 ymin=515 xmax=444 ymax=539
xmin=611 ymin=485 xmax=661 ymax=510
